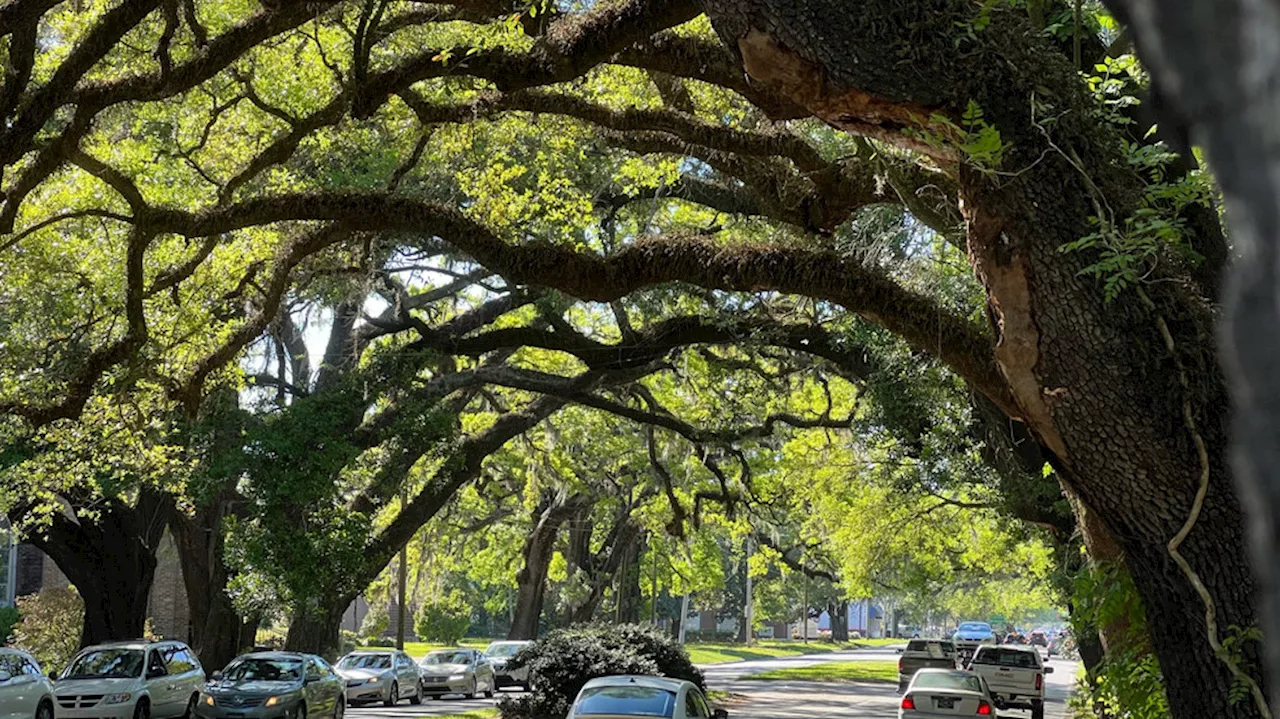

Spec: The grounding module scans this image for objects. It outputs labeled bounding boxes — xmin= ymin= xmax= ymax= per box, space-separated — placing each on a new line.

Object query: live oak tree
xmin=0 ymin=1 xmax=1264 ymax=714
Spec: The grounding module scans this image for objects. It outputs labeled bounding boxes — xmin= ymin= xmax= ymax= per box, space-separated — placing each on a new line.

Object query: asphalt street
xmin=343 ymin=646 xmax=1078 ymax=719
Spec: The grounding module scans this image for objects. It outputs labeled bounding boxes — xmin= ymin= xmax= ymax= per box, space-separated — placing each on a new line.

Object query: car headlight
xmin=204 ymin=696 xmax=215 ymax=707
xmin=265 ymin=697 xmax=281 ymax=707
xmin=103 ymin=694 xmax=133 ymax=705
xmin=448 ymin=675 xmax=465 ymax=682
xmin=366 ymin=677 xmax=378 ymax=683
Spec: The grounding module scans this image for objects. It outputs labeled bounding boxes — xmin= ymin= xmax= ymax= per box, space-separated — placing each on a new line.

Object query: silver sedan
xmin=416 ymin=650 xmax=495 ymax=700
xmin=334 ymin=652 xmax=423 ymax=707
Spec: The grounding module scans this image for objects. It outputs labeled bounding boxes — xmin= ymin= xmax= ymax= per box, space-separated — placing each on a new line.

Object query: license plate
xmin=935 ymin=697 xmax=956 ymax=709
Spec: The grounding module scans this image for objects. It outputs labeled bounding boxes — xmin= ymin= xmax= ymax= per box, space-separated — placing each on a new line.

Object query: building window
xmin=0 ymin=517 xmax=15 ymax=607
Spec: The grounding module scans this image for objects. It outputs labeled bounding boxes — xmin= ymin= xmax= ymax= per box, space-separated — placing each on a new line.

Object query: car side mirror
xmin=1044 ymin=667 xmax=1054 ymax=674
xmin=210 ymin=670 xmax=223 ymax=681
xmin=712 ymin=710 xmax=728 ymax=719
xmin=48 ymin=671 xmax=59 ymax=682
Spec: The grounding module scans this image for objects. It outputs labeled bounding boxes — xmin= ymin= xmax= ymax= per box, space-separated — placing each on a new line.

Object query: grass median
xmin=428 ymin=711 xmax=498 ymax=719
xmin=684 ymin=640 xmax=852 ymax=665
xmin=742 ymin=660 xmax=898 ymax=683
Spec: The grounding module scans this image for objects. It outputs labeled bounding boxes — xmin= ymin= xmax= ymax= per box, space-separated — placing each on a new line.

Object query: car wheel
xmin=133 ymin=698 xmax=151 ymax=719
xmin=36 ymin=700 xmax=54 ymax=719
xmin=332 ymin=696 xmax=344 ymax=719
xmin=484 ymin=678 xmax=494 ymax=699
xmin=465 ymin=679 xmax=477 ymax=700
xmin=183 ymin=693 xmax=198 ymax=719
xmin=297 ymin=702 xmax=308 ymax=719
xmin=384 ymin=682 xmax=398 ymax=708
xmin=1031 ymin=701 xmax=1045 ymax=719
xmin=409 ymin=681 xmax=422 ymax=705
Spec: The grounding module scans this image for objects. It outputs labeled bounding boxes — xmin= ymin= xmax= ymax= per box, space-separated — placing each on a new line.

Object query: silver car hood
xmin=336 ymin=668 xmax=390 ymax=681
xmin=418 ymin=664 xmax=468 ymax=674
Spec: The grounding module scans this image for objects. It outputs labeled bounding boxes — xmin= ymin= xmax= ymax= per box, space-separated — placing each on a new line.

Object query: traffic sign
xmin=989 ymin=614 xmax=1006 ymax=626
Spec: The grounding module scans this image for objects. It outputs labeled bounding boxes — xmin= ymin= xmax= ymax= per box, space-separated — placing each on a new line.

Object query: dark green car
xmin=195 ymin=653 xmax=343 ymax=719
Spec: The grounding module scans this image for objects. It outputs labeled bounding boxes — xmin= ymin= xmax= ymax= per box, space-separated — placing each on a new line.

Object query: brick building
xmin=1 ymin=519 xmax=192 ymax=641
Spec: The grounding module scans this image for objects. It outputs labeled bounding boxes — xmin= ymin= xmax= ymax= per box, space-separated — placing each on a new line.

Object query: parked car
xmin=0 ymin=648 xmax=55 ymax=719
xmin=197 ymin=652 xmax=343 ymax=719
xmin=898 ymin=668 xmax=994 ymax=718
xmin=567 ymin=676 xmax=725 ymax=719
xmin=54 ymin=640 xmax=205 ymax=719
xmin=896 ymin=639 xmax=958 ymax=693
xmin=480 ymin=641 xmax=533 ymax=691
xmin=967 ymin=644 xmax=1052 ymax=719
xmin=333 ymin=651 xmax=421 ymax=707
xmin=416 ymin=650 xmax=494 ymax=700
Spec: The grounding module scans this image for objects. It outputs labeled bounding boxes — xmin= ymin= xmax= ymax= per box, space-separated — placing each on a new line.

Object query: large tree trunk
xmin=171 ymin=500 xmax=252 ymax=670
xmin=21 ymin=490 xmax=171 ymax=647
xmin=509 ymin=496 xmax=579 ymax=640
xmin=829 ymin=601 xmax=849 ymax=643
xmin=1093 ymin=0 xmax=1280 ymax=711
xmin=700 ymin=1 xmax=1264 ymax=715
xmin=284 ymin=600 xmax=347 ymax=659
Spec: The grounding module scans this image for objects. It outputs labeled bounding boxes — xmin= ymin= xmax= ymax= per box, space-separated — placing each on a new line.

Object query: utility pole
xmin=396 ymin=485 xmax=408 ymax=650
xmin=743 ymin=536 xmax=754 ymax=646
xmin=802 ymin=574 xmax=809 ymax=644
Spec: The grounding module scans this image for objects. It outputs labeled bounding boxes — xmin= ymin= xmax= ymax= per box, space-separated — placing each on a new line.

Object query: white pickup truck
xmin=967 ymin=645 xmax=1053 ymax=719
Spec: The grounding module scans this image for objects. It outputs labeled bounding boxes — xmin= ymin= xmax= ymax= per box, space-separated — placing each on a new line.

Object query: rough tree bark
xmin=18 ymin=489 xmax=171 ymax=647
xmin=509 ymin=495 xmax=583 ymax=640
xmin=171 ymin=499 xmax=255 ymax=669
xmin=1093 ymin=0 xmax=1280 ymax=711
xmin=697 ymin=0 xmax=1265 ymax=715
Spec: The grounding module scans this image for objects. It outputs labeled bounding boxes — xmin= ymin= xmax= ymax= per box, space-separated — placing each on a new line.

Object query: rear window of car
xmin=575 ymin=686 xmax=677 ymax=717
xmin=906 ymin=640 xmax=955 ymax=657
xmin=913 ymin=672 xmax=983 ymax=693
xmin=974 ymin=648 xmax=1039 ymax=668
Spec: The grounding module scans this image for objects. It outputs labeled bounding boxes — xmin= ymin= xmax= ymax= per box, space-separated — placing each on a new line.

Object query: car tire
xmin=332 ymin=697 xmax=344 ymax=719
xmin=297 ymin=702 xmax=308 ymax=719
xmin=484 ymin=679 xmax=494 ymax=699
xmin=1031 ymin=701 xmax=1045 ymax=719
xmin=465 ymin=679 xmax=477 ymax=700
xmin=36 ymin=700 xmax=54 ymax=719
xmin=183 ymin=693 xmax=198 ymax=719
xmin=133 ymin=698 xmax=151 ymax=719
xmin=384 ymin=682 xmax=398 ymax=708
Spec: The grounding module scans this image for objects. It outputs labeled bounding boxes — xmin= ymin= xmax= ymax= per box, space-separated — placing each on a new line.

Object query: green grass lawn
xmin=356 ymin=639 xmax=492 ymax=657
xmin=743 ymin=660 xmax=899 ymax=683
xmin=851 ymin=637 xmax=907 ymax=647
xmin=684 ymin=640 xmax=851 ymax=665
xmin=428 ymin=710 xmax=498 ymax=719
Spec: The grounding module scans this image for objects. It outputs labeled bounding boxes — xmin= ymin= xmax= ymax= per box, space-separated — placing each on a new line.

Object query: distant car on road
xmin=334 ymin=651 xmax=422 ymax=707
xmin=951 ymin=622 xmax=997 ymax=662
xmin=896 ymin=639 xmax=958 ymax=693
xmin=898 ymin=669 xmax=994 ymax=718
xmin=54 ymin=639 xmax=206 ymax=719
xmin=567 ymin=676 xmax=725 ymax=719
xmin=967 ymin=644 xmax=1052 ymax=719
xmin=1029 ymin=630 xmax=1048 ymax=647
xmin=481 ymin=641 xmax=533 ymax=691
xmin=0 ymin=648 xmax=55 ymax=719
xmin=197 ymin=652 xmax=343 ymax=719
xmin=416 ymin=650 xmax=494 ymax=700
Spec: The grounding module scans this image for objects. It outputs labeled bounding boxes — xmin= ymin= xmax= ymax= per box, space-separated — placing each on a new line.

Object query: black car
xmin=196 ymin=653 xmax=344 ymax=719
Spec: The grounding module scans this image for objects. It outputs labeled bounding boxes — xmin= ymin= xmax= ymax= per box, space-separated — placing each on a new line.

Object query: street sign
xmin=989 ymin=614 xmax=1006 ymax=626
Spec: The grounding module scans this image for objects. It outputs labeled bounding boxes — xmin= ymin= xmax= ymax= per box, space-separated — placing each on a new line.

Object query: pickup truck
xmin=897 ymin=639 xmax=959 ymax=692
xmin=967 ymin=645 xmax=1053 ymax=719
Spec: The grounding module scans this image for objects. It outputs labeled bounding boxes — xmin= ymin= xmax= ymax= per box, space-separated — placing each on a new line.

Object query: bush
xmin=0 ymin=605 xmax=19 ymax=644
xmin=498 ymin=623 xmax=704 ymax=719
xmin=414 ymin=592 xmax=470 ymax=645
xmin=340 ymin=630 xmax=359 ymax=655
xmin=359 ymin=603 xmax=389 ymax=639
xmin=12 ymin=587 xmax=84 ymax=673
xmin=363 ymin=636 xmax=396 ymax=647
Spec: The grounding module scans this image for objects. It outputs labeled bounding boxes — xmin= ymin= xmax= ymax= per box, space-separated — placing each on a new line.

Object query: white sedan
xmin=899 ymin=669 xmax=995 ymax=717
xmin=568 ymin=676 xmax=725 ymax=719
xmin=0 ymin=648 xmax=55 ymax=719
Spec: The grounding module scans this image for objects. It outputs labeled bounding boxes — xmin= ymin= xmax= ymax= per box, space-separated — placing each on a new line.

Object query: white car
xmin=898 ymin=669 xmax=994 ymax=717
xmin=0 ymin=648 xmax=55 ymax=719
xmin=967 ymin=645 xmax=1052 ymax=719
xmin=480 ymin=641 xmax=532 ymax=690
xmin=567 ymin=676 xmax=725 ymax=719
xmin=55 ymin=640 xmax=206 ymax=719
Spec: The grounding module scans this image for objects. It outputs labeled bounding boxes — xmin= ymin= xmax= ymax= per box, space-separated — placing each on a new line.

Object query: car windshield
xmin=64 ymin=648 xmax=144 ymax=679
xmin=958 ymin=623 xmax=992 ymax=633
xmin=913 ymin=672 xmax=983 ymax=693
xmin=575 ymin=686 xmax=677 ymax=717
xmin=339 ymin=655 xmax=391 ymax=670
xmin=483 ymin=644 xmax=524 ymax=658
xmin=223 ymin=658 xmax=302 ymax=682
xmin=973 ymin=648 xmax=1039 ymax=668
xmin=423 ymin=652 xmax=470 ymax=666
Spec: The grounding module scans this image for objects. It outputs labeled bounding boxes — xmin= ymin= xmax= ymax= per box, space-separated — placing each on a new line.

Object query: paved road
xmin=708 ymin=647 xmax=1077 ymax=719
xmin=342 ymin=647 xmax=1077 ymax=718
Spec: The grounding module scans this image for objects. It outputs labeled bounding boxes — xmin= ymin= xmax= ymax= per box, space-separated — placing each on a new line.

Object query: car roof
xmin=485 ymin=641 xmax=531 ymax=646
xmin=976 ymin=644 xmax=1038 ymax=653
xmin=86 ymin=640 xmax=180 ymax=650
xmin=346 ymin=650 xmax=397 ymax=655
xmin=581 ymin=675 xmax=691 ymax=692
xmin=240 ymin=652 xmax=307 ymax=661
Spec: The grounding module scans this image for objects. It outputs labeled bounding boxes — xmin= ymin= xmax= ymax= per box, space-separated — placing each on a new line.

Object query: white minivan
xmin=0 ymin=648 xmax=55 ymax=719
xmin=55 ymin=640 xmax=205 ymax=719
